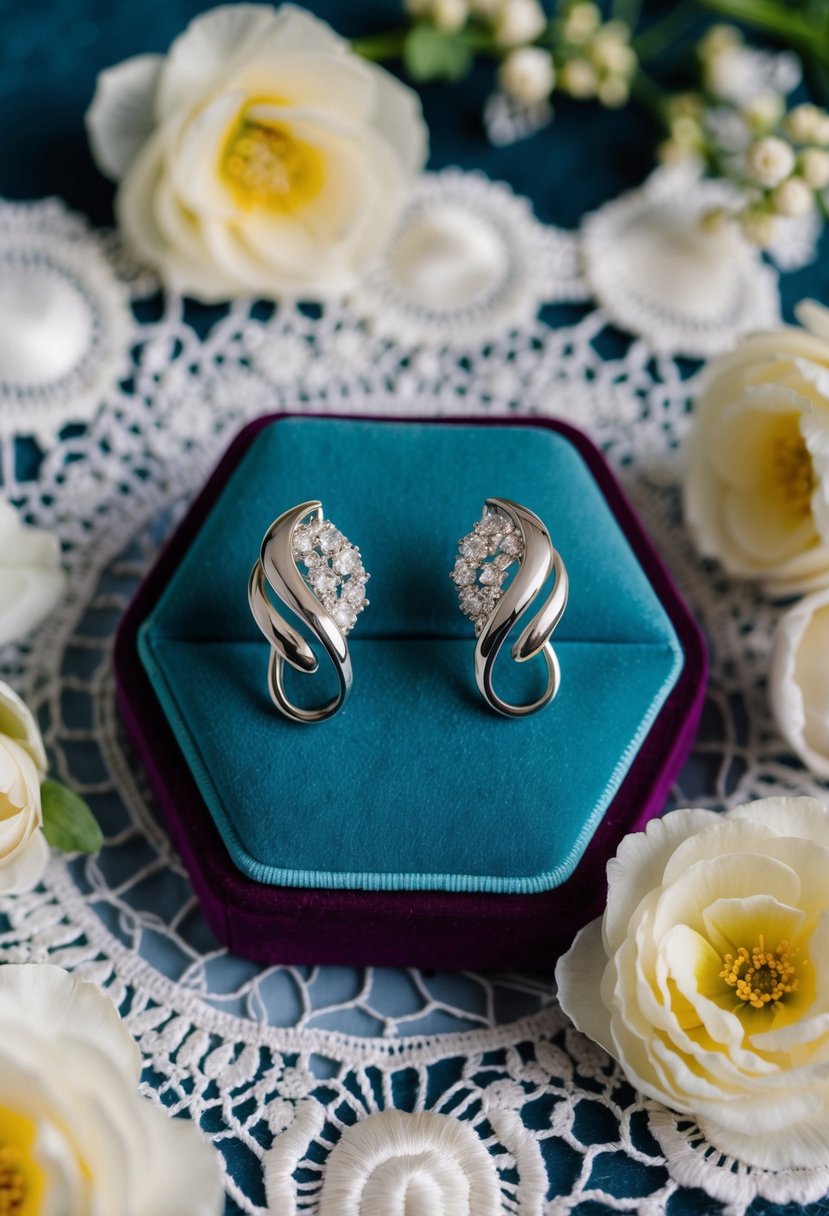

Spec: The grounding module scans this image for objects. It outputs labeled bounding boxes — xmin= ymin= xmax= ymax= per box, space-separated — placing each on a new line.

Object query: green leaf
xmin=403 ymin=24 xmax=473 ymax=82
xmin=40 ymin=780 xmax=103 ymax=855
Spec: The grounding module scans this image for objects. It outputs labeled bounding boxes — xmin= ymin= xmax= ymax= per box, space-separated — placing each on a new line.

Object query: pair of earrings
xmin=248 ymin=498 xmax=568 ymax=722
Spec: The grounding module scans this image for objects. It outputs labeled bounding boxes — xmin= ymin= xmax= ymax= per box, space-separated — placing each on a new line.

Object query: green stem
xmin=633 ymin=0 xmax=700 ymax=63
xmin=351 ymin=29 xmax=407 ymax=61
xmin=630 ymin=64 xmax=671 ymax=119
xmin=699 ymin=0 xmax=829 ymax=70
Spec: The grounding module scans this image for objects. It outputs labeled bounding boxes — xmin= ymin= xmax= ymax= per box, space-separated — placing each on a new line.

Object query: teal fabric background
xmin=139 ymin=418 xmax=683 ymax=892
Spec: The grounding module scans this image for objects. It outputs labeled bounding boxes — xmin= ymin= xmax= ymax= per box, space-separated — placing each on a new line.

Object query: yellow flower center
xmin=223 ymin=120 xmax=324 ymax=211
xmin=0 ymin=1108 xmax=44 ymax=1216
xmin=720 ymin=935 xmax=799 ymax=1010
xmin=773 ymin=433 xmax=816 ymax=516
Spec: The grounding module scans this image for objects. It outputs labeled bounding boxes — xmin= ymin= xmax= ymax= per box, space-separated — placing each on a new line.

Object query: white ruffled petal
xmin=0 ymin=681 xmax=47 ymax=773
xmin=554 ymin=919 xmax=614 ymax=1056
xmin=86 ymin=54 xmax=164 ymax=181
xmin=0 ymin=827 xmax=48 ymax=895
xmin=770 ymin=595 xmax=829 ymax=778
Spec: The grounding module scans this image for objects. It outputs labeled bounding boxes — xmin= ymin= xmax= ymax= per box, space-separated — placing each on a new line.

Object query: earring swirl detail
xmin=249 ymin=502 xmax=369 ymax=722
xmin=451 ymin=498 xmax=568 ymax=717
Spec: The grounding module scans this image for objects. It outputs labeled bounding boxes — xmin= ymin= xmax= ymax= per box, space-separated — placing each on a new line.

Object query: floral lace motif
xmin=0 ymin=182 xmax=824 ymax=1214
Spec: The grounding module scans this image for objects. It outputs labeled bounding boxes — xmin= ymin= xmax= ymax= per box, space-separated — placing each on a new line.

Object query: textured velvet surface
xmin=138 ymin=418 xmax=683 ymax=892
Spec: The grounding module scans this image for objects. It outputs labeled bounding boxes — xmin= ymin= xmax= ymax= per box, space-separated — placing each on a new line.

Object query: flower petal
xmin=555 ymin=919 xmax=614 ymax=1056
xmin=0 ymin=828 xmax=48 ymax=894
xmin=0 ymin=681 xmax=47 ymax=773
xmin=602 ymin=808 xmax=719 ymax=954
xmin=86 ymin=54 xmax=164 ymax=181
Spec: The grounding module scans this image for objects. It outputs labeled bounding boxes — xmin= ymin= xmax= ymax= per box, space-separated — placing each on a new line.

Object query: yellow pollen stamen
xmin=223 ymin=120 xmax=323 ymax=211
xmin=773 ymin=434 xmax=816 ymax=515
xmin=720 ymin=935 xmax=800 ymax=1010
xmin=0 ymin=1145 xmax=27 ymax=1216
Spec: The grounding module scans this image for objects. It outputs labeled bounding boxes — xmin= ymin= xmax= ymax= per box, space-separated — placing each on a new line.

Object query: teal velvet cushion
xmin=139 ymin=418 xmax=682 ymax=893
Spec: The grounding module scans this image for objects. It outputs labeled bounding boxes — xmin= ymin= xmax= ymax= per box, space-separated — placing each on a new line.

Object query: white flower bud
xmin=783 ymin=103 xmax=826 ymax=144
xmin=562 ymin=2 xmax=600 ymax=44
xmin=498 ymin=46 xmax=554 ymax=104
xmin=740 ymin=208 xmax=777 ymax=247
xmin=493 ymin=0 xmax=546 ymax=47
xmin=772 ymin=176 xmax=814 ymax=217
xmin=699 ymin=23 xmax=742 ymax=62
xmin=432 ymin=0 xmax=468 ymax=29
xmin=591 ymin=37 xmax=636 ymax=76
xmin=745 ymin=136 xmax=796 ymax=188
xmin=671 ymin=114 xmax=703 ymax=149
xmin=559 ymin=57 xmax=598 ymax=98
xmin=741 ymin=90 xmax=784 ymax=132
xmin=597 ymin=75 xmax=629 ymax=108
xmin=801 ymin=147 xmax=829 ymax=190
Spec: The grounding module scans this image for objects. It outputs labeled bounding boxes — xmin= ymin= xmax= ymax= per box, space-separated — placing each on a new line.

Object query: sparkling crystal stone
xmin=479 ymin=564 xmax=504 ymax=587
xmin=292 ymin=526 xmax=314 ymax=553
xmin=452 ymin=560 xmax=476 ymax=586
xmin=332 ymin=604 xmax=357 ymax=630
xmin=478 ymin=515 xmax=503 ymax=536
xmin=500 ymin=533 xmax=521 ymax=557
xmin=460 ymin=589 xmax=484 ymax=616
xmin=312 ymin=570 xmax=338 ymax=594
xmin=332 ymin=547 xmax=359 ymax=575
xmin=343 ymin=579 xmax=366 ymax=606
xmin=461 ymin=535 xmax=487 ymax=561
xmin=319 ymin=526 xmax=343 ymax=553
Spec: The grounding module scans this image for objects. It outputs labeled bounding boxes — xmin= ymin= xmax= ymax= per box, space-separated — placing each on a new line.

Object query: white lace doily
xmin=0 ymin=177 xmax=825 ymax=1215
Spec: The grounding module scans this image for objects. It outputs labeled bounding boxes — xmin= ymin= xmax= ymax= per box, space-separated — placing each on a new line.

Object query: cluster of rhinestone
xmin=292 ymin=515 xmax=369 ymax=635
xmin=451 ymin=508 xmax=524 ymax=634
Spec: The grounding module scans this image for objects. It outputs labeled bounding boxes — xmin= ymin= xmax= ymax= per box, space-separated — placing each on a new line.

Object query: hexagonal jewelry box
xmin=115 ymin=414 xmax=706 ymax=969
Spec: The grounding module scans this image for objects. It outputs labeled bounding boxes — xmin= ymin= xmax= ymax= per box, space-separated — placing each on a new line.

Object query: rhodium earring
xmin=450 ymin=497 xmax=568 ymax=717
xmin=249 ymin=502 xmax=369 ymax=722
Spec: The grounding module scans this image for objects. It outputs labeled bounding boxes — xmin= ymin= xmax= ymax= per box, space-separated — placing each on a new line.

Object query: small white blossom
xmin=801 ymin=147 xmax=829 ymax=190
xmin=745 ymin=135 xmax=796 ymax=187
xmin=558 ymin=56 xmax=598 ymax=98
xmin=498 ymin=46 xmax=554 ymax=104
xmin=772 ymin=175 xmax=814 ymax=217
xmin=493 ymin=0 xmax=546 ymax=47
xmin=432 ymin=0 xmax=468 ymax=31
xmin=741 ymin=90 xmax=784 ymax=132
xmin=598 ymin=75 xmax=629 ymax=108
xmin=562 ymin=1 xmax=601 ymax=44
xmin=784 ymin=103 xmax=828 ymax=144
xmin=740 ymin=208 xmax=777 ymax=247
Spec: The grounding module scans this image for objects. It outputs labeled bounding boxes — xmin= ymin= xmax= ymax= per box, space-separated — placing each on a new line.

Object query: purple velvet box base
xmin=114 ymin=414 xmax=707 ymax=970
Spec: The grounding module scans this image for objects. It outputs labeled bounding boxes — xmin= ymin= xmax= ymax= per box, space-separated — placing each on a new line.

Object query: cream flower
xmin=0 ymin=682 xmax=49 ymax=895
xmin=0 ymin=962 xmax=223 ymax=1213
xmin=801 ymin=148 xmax=829 ymax=190
xmin=86 ymin=4 xmax=428 ymax=302
xmin=498 ymin=47 xmax=554 ymax=105
xmin=494 ymin=0 xmax=546 ymax=48
xmin=556 ymin=797 xmax=829 ymax=1170
xmin=772 ymin=175 xmax=813 ymax=218
xmin=684 ymin=301 xmax=829 ymax=595
xmin=746 ymin=136 xmax=796 ymax=188
xmin=0 ymin=501 xmax=64 ymax=650
xmin=771 ymin=587 xmax=829 ymax=777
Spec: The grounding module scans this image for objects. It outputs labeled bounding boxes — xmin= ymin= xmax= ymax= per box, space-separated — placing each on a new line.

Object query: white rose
xmin=86 ymin=4 xmax=428 ymax=303
xmin=0 ymin=683 xmax=49 ymax=895
xmin=494 ymin=0 xmax=546 ymax=48
xmin=556 ymin=797 xmax=829 ymax=1170
xmin=498 ymin=47 xmax=554 ymax=104
xmin=0 ymin=501 xmax=64 ymax=649
xmin=746 ymin=135 xmax=796 ymax=187
xmin=684 ymin=301 xmax=829 ymax=595
xmin=771 ymin=587 xmax=829 ymax=777
xmin=0 ymin=962 xmax=223 ymax=1213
